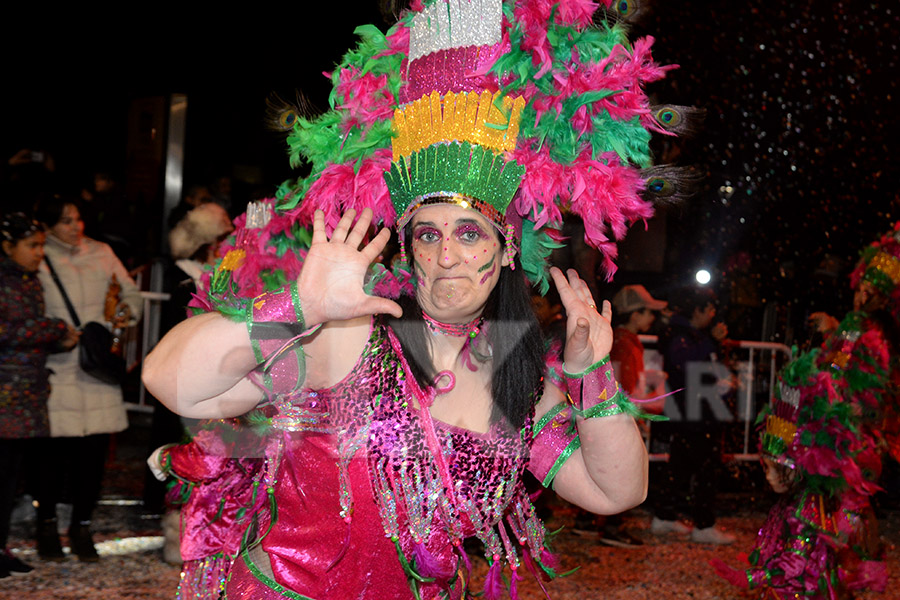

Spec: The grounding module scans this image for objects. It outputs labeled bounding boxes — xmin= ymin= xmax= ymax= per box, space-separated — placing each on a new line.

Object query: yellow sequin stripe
xmin=391 ymin=90 xmax=525 ymax=160
xmin=869 ymin=251 xmax=900 ymax=284
xmin=765 ymin=414 xmax=797 ymax=445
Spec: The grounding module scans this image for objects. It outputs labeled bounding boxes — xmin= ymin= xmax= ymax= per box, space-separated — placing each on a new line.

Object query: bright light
xmin=695 ymin=269 xmax=711 ymax=285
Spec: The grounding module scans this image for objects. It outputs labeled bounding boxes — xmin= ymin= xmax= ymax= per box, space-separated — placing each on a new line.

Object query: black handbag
xmin=44 ymin=256 xmax=126 ymax=385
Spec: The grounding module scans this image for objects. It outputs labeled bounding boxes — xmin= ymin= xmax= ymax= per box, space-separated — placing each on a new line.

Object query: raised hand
xmin=297 ymin=208 xmax=403 ymax=327
xmin=549 ymin=267 xmax=613 ymax=373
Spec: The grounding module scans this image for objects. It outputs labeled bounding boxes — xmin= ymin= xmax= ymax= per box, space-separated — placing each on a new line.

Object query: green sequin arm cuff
xmin=530 ymin=402 xmax=581 ymax=488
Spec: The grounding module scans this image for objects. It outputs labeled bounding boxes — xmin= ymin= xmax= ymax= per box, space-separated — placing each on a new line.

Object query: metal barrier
xmin=121 ymin=262 xmax=170 ymax=411
xmin=638 ymin=335 xmax=793 ymax=462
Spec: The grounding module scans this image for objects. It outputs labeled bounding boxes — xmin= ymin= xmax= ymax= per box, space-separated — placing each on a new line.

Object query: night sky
xmin=639 ymin=0 xmax=899 ymax=340
xmin=4 ymin=2 xmax=897 ymax=342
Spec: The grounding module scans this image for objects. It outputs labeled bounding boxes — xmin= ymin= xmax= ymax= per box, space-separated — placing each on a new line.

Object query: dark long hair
xmin=388 ymin=255 xmax=545 ymax=429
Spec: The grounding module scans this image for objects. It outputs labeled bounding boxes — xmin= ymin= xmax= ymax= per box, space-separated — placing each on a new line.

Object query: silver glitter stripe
xmin=408 ymin=0 xmax=503 ymax=62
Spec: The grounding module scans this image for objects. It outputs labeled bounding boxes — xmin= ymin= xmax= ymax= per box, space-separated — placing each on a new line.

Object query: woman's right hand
xmin=297 ymin=208 xmax=403 ymax=327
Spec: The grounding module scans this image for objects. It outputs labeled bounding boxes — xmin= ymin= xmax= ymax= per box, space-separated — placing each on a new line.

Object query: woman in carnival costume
xmin=711 ymin=227 xmax=900 ymax=599
xmin=144 ymin=1 xmax=698 ymax=598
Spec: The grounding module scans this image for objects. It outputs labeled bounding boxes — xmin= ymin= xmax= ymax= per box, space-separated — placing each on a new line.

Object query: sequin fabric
xmin=177 ymin=553 xmax=231 ymax=600
xmin=406 ymin=0 xmax=502 ymax=63
xmin=391 ymin=91 xmax=524 ymax=160
xmin=235 ymin=319 xmax=555 ymax=599
xmin=529 ymin=404 xmax=578 ymax=486
xmin=401 ymin=45 xmax=508 ymax=104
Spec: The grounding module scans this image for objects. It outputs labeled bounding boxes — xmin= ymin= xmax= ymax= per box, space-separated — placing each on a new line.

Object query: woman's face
xmin=410 ymin=204 xmax=510 ymax=323
xmin=853 ymin=280 xmax=885 ymax=312
xmin=3 ymin=231 xmax=46 ymax=272
xmin=49 ymin=204 xmax=84 ymax=246
xmin=762 ymin=456 xmax=794 ymax=494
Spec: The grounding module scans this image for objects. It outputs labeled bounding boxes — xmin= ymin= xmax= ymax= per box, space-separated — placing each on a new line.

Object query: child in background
xmin=0 ymin=213 xmax=78 ymax=577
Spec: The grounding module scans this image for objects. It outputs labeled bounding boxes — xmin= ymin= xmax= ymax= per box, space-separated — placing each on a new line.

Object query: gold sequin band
xmin=868 ymin=251 xmax=900 ymax=285
xmin=391 ymin=90 xmax=525 ymax=161
xmin=765 ymin=414 xmax=797 ymax=445
xmin=397 ymin=193 xmax=507 ymax=231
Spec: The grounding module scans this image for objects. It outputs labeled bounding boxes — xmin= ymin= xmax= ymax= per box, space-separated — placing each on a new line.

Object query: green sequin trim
xmin=581 ymin=396 xmax=625 ymax=419
xmin=543 ymin=436 xmax=581 ymax=488
xmin=534 ymin=402 xmax=568 ymax=437
xmin=239 ymin=547 xmax=316 ymax=600
xmin=288 ymin=281 xmax=303 ymax=324
xmin=562 ymin=354 xmax=611 ymax=378
xmin=384 ymin=141 xmax=525 ymax=230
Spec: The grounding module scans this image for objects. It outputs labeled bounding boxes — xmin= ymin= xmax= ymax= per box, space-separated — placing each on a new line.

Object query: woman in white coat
xmin=34 ymin=197 xmax=142 ymax=561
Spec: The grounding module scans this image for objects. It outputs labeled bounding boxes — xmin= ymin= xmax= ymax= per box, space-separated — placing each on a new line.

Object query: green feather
xmin=520 ymin=220 xmax=563 ymax=295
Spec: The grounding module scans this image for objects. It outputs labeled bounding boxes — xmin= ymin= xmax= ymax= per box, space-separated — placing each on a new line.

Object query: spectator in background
xmin=611 ymin=285 xmax=668 ymax=406
xmin=166 ymin=185 xmax=214 ymax=231
xmin=0 ymin=213 xmax=78 ymax=578
xmin=651 ymin=286 xmax=736 ymax=544
xmin=142 ymin=201 xmax=234 ymax=546
xmin=79 ymin=171 xmax=137 ymax=267
xmin=32 ymin=197 xmax=143 ymax=562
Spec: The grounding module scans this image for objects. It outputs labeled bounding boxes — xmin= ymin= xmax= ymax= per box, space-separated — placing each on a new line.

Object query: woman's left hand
xmin=549 ymin=267 xmax=613 ymax=373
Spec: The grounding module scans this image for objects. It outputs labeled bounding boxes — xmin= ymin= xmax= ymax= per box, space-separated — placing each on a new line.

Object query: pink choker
xmin=422 ymin=311 xmax=483 ymax=339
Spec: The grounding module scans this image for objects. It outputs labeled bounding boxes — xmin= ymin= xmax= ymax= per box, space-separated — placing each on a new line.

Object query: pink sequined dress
xmin=226 ymin=318 xmax=577 ymax=600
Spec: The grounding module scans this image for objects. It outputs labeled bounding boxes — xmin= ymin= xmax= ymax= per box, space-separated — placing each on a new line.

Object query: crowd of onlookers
xmin=0 ymin=148 xmax=237 ymax=578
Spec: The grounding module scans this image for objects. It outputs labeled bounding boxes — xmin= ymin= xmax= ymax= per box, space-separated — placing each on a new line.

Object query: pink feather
xmin=483 ymin=559 xmax=504 ymax=600
xmin=539 ymin=548 xmax=558 ymax=570
xmin=554 ymin=0 xmax=600 ymax=28
xmin=522 ymin=550 xmax=552 ymax=599
xmin=510 ymin=145 xmax=567 ymax=228
xmin=333 ymin=67 xmax=396 ymax=132
xmin=509 ymin=565 xmax=524 ymax=600
xmin=455 ymin=543 xmax=472 ymax=578
xmin=413 ymin=541 xmax=455 ymax=579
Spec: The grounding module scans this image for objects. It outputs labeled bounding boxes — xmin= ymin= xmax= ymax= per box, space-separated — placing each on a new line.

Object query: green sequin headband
xmin=385 ymin=141 xmax=525 ymax=231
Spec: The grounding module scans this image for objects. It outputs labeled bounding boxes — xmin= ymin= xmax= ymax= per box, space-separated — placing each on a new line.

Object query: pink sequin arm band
xmin=529 ymin=402 xmax=580 ymax=488
xmin=244 ymin=282 xmax=318 ymax=396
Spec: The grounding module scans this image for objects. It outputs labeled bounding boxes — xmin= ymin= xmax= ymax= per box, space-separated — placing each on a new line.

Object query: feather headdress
xmin=275 ymin=0 xmax=695 ymax=292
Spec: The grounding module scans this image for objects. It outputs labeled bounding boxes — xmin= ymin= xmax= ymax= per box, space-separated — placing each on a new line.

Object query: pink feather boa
xmin=296 ymin=150 xmax=395 ymax=233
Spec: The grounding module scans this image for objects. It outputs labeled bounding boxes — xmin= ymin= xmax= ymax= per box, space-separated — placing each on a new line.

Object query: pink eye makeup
xmin=413 ymin=226 xmax=441 ymax=243
xmin=454 ymin=222 xmax=487 ymax=242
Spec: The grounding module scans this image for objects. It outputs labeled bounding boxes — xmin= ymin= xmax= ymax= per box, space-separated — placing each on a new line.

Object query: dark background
xmin=3 ymin=2 xmax=897 ymax=344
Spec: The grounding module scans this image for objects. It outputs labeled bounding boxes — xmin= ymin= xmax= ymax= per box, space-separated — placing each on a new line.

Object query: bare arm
xmin=142 ymin=208 xmax=402 ymax=419
xmin=533 ymin=268 xmax=648 ymax=514
xmin=534 ymin=381 xmax=648 ymax=514
xmin=142 ymin=311 xmax=263 ymax=419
